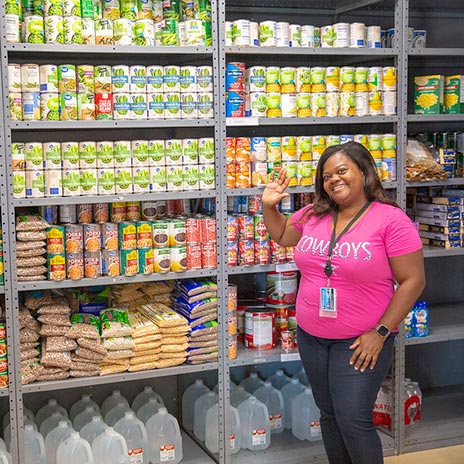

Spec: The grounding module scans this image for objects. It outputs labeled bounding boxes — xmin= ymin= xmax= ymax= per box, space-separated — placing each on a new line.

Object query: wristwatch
xmin=375 ymin=323 xmax=391 ymax=339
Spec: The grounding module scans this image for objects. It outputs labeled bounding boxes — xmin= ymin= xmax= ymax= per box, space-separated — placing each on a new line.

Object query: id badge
xmin=319 ymin=287 xmax=338 ymax=318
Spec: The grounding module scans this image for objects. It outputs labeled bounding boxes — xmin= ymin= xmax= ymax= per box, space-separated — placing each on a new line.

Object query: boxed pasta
xmin=414 ymin=75 xmax=444 ymax=114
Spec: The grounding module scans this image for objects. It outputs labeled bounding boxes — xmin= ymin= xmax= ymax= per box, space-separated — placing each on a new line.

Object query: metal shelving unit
xmin=226 ymin=46 xmax=399 ymax=56
xmin=227 ymin=116 xmax=399 ymax=126
xmin=230 ymin=346 xmax=301 ymax=367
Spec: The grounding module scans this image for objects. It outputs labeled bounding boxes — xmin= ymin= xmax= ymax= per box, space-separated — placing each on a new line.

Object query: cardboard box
xmin=414 ymin=75 xmax=444 ymax=114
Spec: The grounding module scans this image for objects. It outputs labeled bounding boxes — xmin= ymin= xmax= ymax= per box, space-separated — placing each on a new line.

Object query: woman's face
xmin=321 ymin=152 xmax=367 ymax=208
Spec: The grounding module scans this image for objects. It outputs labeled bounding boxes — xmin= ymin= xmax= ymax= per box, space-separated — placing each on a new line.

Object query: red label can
xmin=239 ymin=239 xmax=254 ymax=266
xmin=110 ymin=202 xmax=127 ymax=222
xmin=65 ymin=224 xmax=84 ymax=252
xmin=201 ymin=242 xmax=217 ymax=269
xmin=248 ymin=195 xmax=262 ymax=215
xmin=227 ymin=241 xmax=238 ymax=267
xmin=254 ymin=239 xmax=270 ymax=265
xmin=95 ymin=93 xmax=113 ymax=119
xmin=237 ymin=215 xmax=254 ymax=241
xmin=66 ymin=252 xmax=84 ymax=280
xmin=286 ymin=246 xmax=295 ymax=262
xmin=226 ymin=137 xmax=236 ymax=162
xmin=227 ymin=215 xmax=238 ymax=242
xmin=185 ymin=217 xmax=201 ymax=244
xmin=244 ymin=306 xmax=277 ymax=350
xmin=200 ymin=217 xmax=216 ymax=243
xmin=186 ymin=243 xmax=202 ymax=270
xmin=270 ymin=240 xmax=287 ymax=264
xmin=126 ymin=201 xmax=141 ymax=221
xmin=253 ymin=214 xmax=269 ymax=240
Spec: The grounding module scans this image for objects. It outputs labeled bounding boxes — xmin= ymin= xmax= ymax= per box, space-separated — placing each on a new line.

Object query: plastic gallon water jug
xmin=56 ymin=431 xmax=94 ymax=464
xmin=3 ymin=407 xmax=34 ymax=432
xmin=213 ymin=382 xmax=236 ymax=393
xmin=137 ymin=398 xmax=163 ymax=425
xmin=80 ymin=416 xmax=108 ymax=446
xmin=293 ymin=368 xmax=309 ymax=386
xmin=239 ymin=372 xmax=265 ymax=394
xmin=193 ymin=391 xmax=218 ymax=442
xmin=45 ymin=420 xmax=75 ymax=464
xmin=254 ymin=380 xmax=285 ymax=433
xmin=104 ymin=402 xmax=133 ymax=427
xmin=237 ymin=397 xmax=270 ymax=451
xmin=40 ymin=412 xmax=71 ymax=438
xmin=0 ymin=438 xmax=6 ymax=451
xmin=101 ymin=390 xmax=130 ymax=418
xmin=69 ymin=394 xmax=100 ymax=423
xmin=268 ymin=369 xmax=291 ymax=390
xmin=281 ymin=378 xmax=305 ymax=430
xmin=132 ymin=386 xmax=164 ymax=414
xmin=74 ymin=406 xmax=102 ymax=432
xmin=114 ymin=411 xmax=149 ymax=464
xmin=24 ymin=424 xmax=46 ymax=464
xmin=292 ymin=387 xmax=321 ymax=441
xmin=205 ymin=403 xmax=241 ymax=454
xmin=230 ymin=385 xmax=251 ymax=408
xmin=0 ymin=448 xmax=11 ymax=464
xmin=181 ymin=379 xmax=210 ymax=431
xmin=91 ymin=427 xmax=129 ymax=464
xmin=146 ymin=408 xmax=183 ymax=464
xmin=35 ymin=399 xmax=68 ymax=427
xmin=4 ymin=418 xmax=38 ymax=451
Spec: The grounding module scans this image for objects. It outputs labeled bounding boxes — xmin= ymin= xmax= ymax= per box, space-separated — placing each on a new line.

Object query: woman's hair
xmin=303 ymin=141 xmax=398 ymax=221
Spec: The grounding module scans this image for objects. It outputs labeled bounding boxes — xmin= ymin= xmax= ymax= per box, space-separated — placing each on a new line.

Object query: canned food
xmin=349 ymin=23 xmax=365 ymax=48
xmin=48 ymin=254 xmax=66 ymax=281
xmin=40 ymin=94 xmax=60 ymax=122
xmin=334 ymin=22 xmax=349 ymax=48
xmin=126 ymin=202 xmax=141 ymax=220
xmin=135 ymin=221 xmax=152 ymax=248
xmin=23 ymin=93 xmax=41 ymax=121
xmin=239 ymin=240 xmax=254 ymax=266
xmin=39 ymin=64 xmax=59 ymax=93
xmin=101 ymin=249 xmax=120 ymax=277
xmin=383 ymin=67 xmax=397 ymax=91
xmin=254 ymin=239 xmax=270 ymax=265
xmin=95 ymin=18 xmax=114 ymax=45
xmin=22 ymin=15 xmax=45 ymax=44
xmin=186 ymin=243 xmax=202 ymax=270
xmin=266 ymin=271 xmax=298 ymax=304
xmin=9 ymin=93 xmax=22 ymax=121
xmin=120 ymin=249 xmax=138 ymax=276
xmin=40 ymin=205 xmax=58 ymax=225
xmin=65 ymin=224 xmax=84 ymax=252
xmin=66 ymin=252 xmax=84 ymax=280
xmin=259 ymin=20 xmax=276 ymax=47
xmin=311 ymin=92 xmax=326 ymax=117
xmin=26 ymin=169 xmax=45 ymax=198
xmin=168 ymin=219 xmax=186 ymax=246
xmin=47 ymin=226 xmax=66 ymax=254
xmin=170 ymin=245 xmax=187 ymax=272
xmin=93 ymin=203 xmax=110 ymax=223
xmin=59 ymin=205 xmax=77 ymax=224
xmin=201 ymin=242 xmax=217 ymax=269
xmin=118 ymin=222 xmax=137 ymax=250
xmin=275 ymin=21 xmax=289 ymax=47
xmin=84 ymin=223 xmax=102 ymax=251
xmin=138 ymin=247 xmax=154 ymax=274
xmin=84 ymin=250 xmax=102 ymax=278
xmin=200 ymin=217 xmax=216 ymax=242
xmin=100 ymin=222 xmax=118 ymax=250
xmin=154 ymin=247 xmax=171 ymax=273
xmin=245 ymin=306 xmax=277 ymax=349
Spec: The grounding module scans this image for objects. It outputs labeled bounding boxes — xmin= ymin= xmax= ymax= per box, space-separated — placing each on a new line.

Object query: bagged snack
xmin=20 ymin=327 xmax=40 ymax=343
xmin=37 ymin=304 xmax=71 ymax=315
xmin=137 ymin=303 xmax=188 ymax=328
xmin=16 ymin=215 xmax=49 ymax=231
xmin=17 ymin=240 xmax=46 ymax=250
xmin=17 ymin=248 xmax=47 ymax=257
xmin=406 ymin=139 xmax=448 ymax=181
xmin=73 ymin=347 xmax=106 ymax=361
xmin=21 ymin=362 xmax=44 ymax=385
xmin=17 ymin=231 xmax=48 ymax=241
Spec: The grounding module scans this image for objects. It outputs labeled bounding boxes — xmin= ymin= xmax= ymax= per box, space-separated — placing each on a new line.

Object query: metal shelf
xmin=407 ymin=114 xmax=464 ymax=122
xmin=407 ymin=178 xmax=464 ymax=188
xmin=10 ymin=120 xmax=215 ymax=131
xmin=182 ymin=432 xmax=217 ymax=464
xmin=230 ymin=346 xmax=301 ymax=367
xmin=226 ymin=46 xmax=398 ymax=56
xmin=227 ymin=116 xmax=398 ymax=127
xmin=403 ymin=385 xmax=464 ymax=451
xmin=409 ymin=48 xmax=464 ymax=56
xmin=22 ymin=362 xmax=219 ymax=394
xmin=0 ymin=286 xmax=4 ymax=294
xmin=226 ymin=186 xmax=313 ymax=196
xmin=423 ymin=246 xmax=464 ymax=258
xmin=17 ymin=269 xmax=217 ymax=292
xmin=14 ymin=190 xmax=217 ymax=207
xmin=0 ymin=388 xmax=8 ymax=397
xmin=228 ymin=262 xmax=298 ymax=275
xmin=405 ymin=303 xmax=464 ymax=346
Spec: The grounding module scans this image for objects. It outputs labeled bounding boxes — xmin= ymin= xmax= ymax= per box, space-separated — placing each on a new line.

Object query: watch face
xmin=377 ymin=325 xmax=389 ymax=337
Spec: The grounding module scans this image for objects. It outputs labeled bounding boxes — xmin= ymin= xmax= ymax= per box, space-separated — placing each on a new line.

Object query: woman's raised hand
xmin=262 ymin=169 xmax=291 ymax=208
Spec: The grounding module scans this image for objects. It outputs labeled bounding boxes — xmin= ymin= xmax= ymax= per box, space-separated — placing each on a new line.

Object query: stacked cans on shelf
xmin=226 ymin=62 xmax=397 ymax=118
xmin=8 ymin=63 xmax=214 ymax=121
xmin=6 ymin=0 xmax=212 ymax=46
xmin=227 ymin=284 xmax=238 ymax=359
xmin=12 ymin=137 xmax=215 ymax=199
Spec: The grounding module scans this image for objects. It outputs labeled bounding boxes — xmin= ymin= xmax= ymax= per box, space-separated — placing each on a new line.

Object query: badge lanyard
xmin=320 ymin=201 xmax=371 ymax=318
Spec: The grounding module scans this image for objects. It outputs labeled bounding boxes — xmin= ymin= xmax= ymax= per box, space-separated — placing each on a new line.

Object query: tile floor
xmin=385 ymin=445 xmax=464 ymax=463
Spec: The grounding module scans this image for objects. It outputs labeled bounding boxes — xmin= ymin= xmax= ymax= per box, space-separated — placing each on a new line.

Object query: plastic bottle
xmin=100 ymin=390 xmax=130 ymax=418
xmin=3 ymin=407 xmax=35 ymax=432
xmin=56 ymin=431 xmax=94 ymax=464
xmin=268 ymin=369 xmax=291 ymax=390
xmin=114 ymin=411 xmax=149 ymax=464
xmin=213 ymin=382 xmax=236 ymax=393
xmin=73 ymin=406 xmax=102 ymax=432
xmin=205 ymin=403 xmax=241 ymax=454
xmin=230 ymin=385 xmax=251 ymax=408
xmin=0 ymin=448 xmax=12 ymax=464
xmin=253 ymin=380 xmax=285 ymax=433
xmin=91 ymin=427 xmax=129 ymax=464
xmin=146 ymin=408 xmax=183 ymax=464
xmin=292 ymin=387 xmax=321 ymax=441
xmin=239 ymin=372 xmax=265 ymax=394
xmin=4 ymin=418 xmax=38 ymax=452
xmin=104 ymin=402 xmax=133 ymax=427
xmin=39 ymin=412 xmax=72 ymax=438
xmin=293 ymin=368 xmax=309 ymax=386
xmin=193 ymin=391 xmax=218 ymax=442
xmin=237 ymin=396 xmax=270 ymax=451
xmin=45 ymin=420 xmax=75 ymax=464
xmin=0 ymin=438 xmax=6 ymax=451
xmin=35 ymin=400 xmax=68 ymax=427
xmin=137 ymin=397 xmax=164 ymax=425
xmin=80 ymin=416 xmax=108 ymax=446
xmin=69 ymin=394 xmax=100 ymax=423
xmin=24 ymin=424 xmax=46 ymax=464
xmin=181 ymin=379 xmax=210 ymax=431
xmin=281 ymin=377 xmax=305 ymax=430
xmin=132 ymin=386 xmax=165 ymax=414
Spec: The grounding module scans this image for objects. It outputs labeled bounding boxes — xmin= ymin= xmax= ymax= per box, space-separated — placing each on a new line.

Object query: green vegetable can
xmin=44 ymin=0 xmax=63 ymax=16
xmin=112 ymin=65 xmax=130 ymax=92
xmin=148 ymin=140 xmax=165 ymax=165
xmin=22 ymin=16 xmax=45 ymax=43
xmin=26 ymin=169 xmax=45 ymax=198
xmin=43 ymin=141 xmax=62 ymax=169
xmin=146 ymin=65 xmax=164 ymax=92
xmin=180 ymin=66 xmax=197 ymax=92
xmin=163 ymin=0 xmax=181 ymax=20
xmin=80 ymin=169 xmax=98 ymax=195
xmin=198 ymin=137 xmax=214 ymax=164
xmin=130 ymin=93 xmax=148 ymax=120
xmin=62 ymin=169 xmax=81 ymax=196
xmin=97 ymin=141 xmax=114 ymax=168
xmin=113 ymin=18 xmax=133 ymax=45
xmin=163 ymin=65 xmax=181 ymax=92
xmin=12 ymin=171 xmax=26 ymax=199
xmin=184 ymin=19 xmax=204 ymax=45
xmin=113 ymin=93 xmax=132 ymax=120
xmin=120 ymin=0 xmax=137 ymax=20
xmin=181 ymin=92 xmax=198 ymax=119
xmin=77 ymin=65 xmax=95 ymax=93
xmin=130 ymin=65 xmax=147 ymax=93
xmin=197 ymin=0 xmax=211 ymax=20
xmin=147 ymin=92 xmax=165 ymax=119
xmin=197 ymin=92 xmax=214 ymax=119
xmin=60 ymin=92 xmax=78 ymax=120
xmin=63 ymin=0 xmax=81 ymax=17
xmin=196 ymin=65 xmax=213 ymax=92
xmin=44 ymin=15 xmax=65 ymax=43
xmin=77 ymin=93 xmax=96 ymax=120
xmin=61 ymin=141 xmax=79 ymax=169
xmin=133 ymin=18 xmax=155 ymax=45
xmin=202 ymin=20 xmax=211 ymax=46
xmin=40 ymin=93 xmax=61 ymax=121
xmin=39 ymin=64 xmax=59 ymax=93
xmin=199 ymin=163 xmax=215 ymax=190
xmin=9 ymin=93 xmax=22 ymax=121
xmin=5 ymin=0 xmax=21 ymax=17
xmin=164 ymin=93 xmax=181 ymax=119
xmin=78 ymin=141 xmax=97 ymax=168
xmin=6 ymin=14 xmax=21 ymax=43
xmin=25 ymin=142 xmax=44 ymax=170
xmin=160 ymin=19 xmax=179 ymax=46
xmin=64 ymin=15 xmax=83 ymax=44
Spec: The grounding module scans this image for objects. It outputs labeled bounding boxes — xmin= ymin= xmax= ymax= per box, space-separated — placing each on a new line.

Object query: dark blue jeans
xmin=297 ymin=326 xmax=395 ymax=464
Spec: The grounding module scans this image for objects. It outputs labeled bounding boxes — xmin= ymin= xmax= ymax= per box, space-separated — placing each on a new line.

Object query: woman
xmin=262 ymin=142 xmax=425 ymax=464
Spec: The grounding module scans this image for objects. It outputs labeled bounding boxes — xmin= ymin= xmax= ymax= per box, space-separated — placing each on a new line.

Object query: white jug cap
xmin=159 ymin=408 xmax=168 ymax=415
xmin=58 ymin=421 xmax=68 ymax=427
xmin=125 ymin=411 xmax=135 ymax=418
xmin=144 ymin=386 xmax=153 ymax=392
xmin=69 ymin=431 xmax=79 ymax=438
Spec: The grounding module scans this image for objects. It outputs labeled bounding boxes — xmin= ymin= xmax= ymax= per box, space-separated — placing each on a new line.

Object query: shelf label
xmin=276 ymin=263 xmax=298 ymax=272
xmin=226 ymin=117 xmax=259 ymax=126
xmin=281 ymin=352 xmax=300 ymax=362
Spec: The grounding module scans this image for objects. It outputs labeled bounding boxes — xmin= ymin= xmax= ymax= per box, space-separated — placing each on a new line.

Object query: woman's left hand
xmin=349 ymin=330 xmax=385 ymax=372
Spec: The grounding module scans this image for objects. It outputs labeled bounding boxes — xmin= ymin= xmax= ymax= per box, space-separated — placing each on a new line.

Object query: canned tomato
xmin=270 ymin=240 xmax=287 ymax=264
xmin=227 ymin=241 xmax=238 ymax=267
xmin=118 ymin=222 xmax=137 ymax=250
xmin=186 ymin=243 xmax=202 ymax=270
xmin=253 ymin=214 xmax=269 ymax=240
xmin=136 ymin=221 xmax=152 ymax=248
xmin=47 ymin=225 xmax=66 ymax=254
xmin=77 ymin=204 xmax=93 ymax=223
xmin=254 ymin=239 xmax=270 ymax=265
xmin=239 ymin=239 xmax=254 ymax=266
xmin=168 ymin=219 xmax=186 ymax=246
xmin=48 ymin=253 xmax=66 ymax=281
xmin=266 ymin=271 xmax=298 ymax=304
xmin=101 ymin=249 xmax=120 ymax=277
xmin=154 ymin=247 xmax=171 ymax=273
xmin=245 ymin=306 xmax=277 ymax=349
xmin=101 ymin=222 xmax=119 ymax=250
xmin=84 ymin=223 xmax=102 ymax=252
xmin=110 ymin=202 xmax=126 ymax=222
xmin=93 ymin=203 xmax=110 ymax=223
xmin=120 ymin=249 xmax=139 ymax=276
xmin=65 ymin=224 xmax=83 ymax=252
xmin=66 ymin=251 xmax=84 ymax=280
xmin=201 ymin=242 xmax=217 ymax=269
xmin=138 ymin=247 xmax=154 ymax=274
xmin=237 ymin=215 xmax=254 ymax=241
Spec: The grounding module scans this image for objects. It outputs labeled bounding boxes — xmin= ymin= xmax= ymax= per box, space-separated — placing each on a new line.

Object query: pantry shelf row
xmin=225 ymin=46 xmax=398 ymax=56
xmin=229 ymin=346 xmax=300 ymax=367
xmin=226 ymin=116 xmax=398 ymax=126
xmin=408 ymin=48 xmax=464 ymax=56
xmin=422 ymin=246 xmax=464 ymax=258
xmin=0 ymin=389 xmax=8 ymax=397
xmin=407 ymin=114 xmax=464 ymax=123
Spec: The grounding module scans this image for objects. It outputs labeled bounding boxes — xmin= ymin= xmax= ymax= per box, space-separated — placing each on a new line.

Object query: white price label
xmin=128 ymin=448 xmax=144 ymax=464
xmin=229 ymin=434 xmax=236 ymax=449
xmin=160 ymin=444 xmax=175 ymax=462
xmin=270 ymin=414 xmax=282 ymax=430
xmin=226 ymin=117 xmax=259 ymax=126
xmin=310 ymin=421 xmax=321 ymax=438
xmin=252 ymin=429 xmax=267 ymax=445
xmin=281 ymin=352 xmax=300 ymax=362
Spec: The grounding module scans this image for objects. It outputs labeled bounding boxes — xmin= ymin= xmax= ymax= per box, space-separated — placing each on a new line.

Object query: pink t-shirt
xmin=291 ymin=201 xmax=422 ymax=339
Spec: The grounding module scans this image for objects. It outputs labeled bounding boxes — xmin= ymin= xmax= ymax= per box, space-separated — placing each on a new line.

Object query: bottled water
xmin=292 ymin=387 xmax=321 ymax=441
xmin=281 ymin=377 xmax=305 ymax=429
xmin=56 ymin=431 xmax=94 ymax=464
xmin=35 ymin=400 xmax=68 ymax=428
xmin=39 ymin=412 xmax=71 ymax=438
xmin=4 ymin=418 xmax=38 ymax=452
xmin=73 ymin=406 xmax=102 ymax=432
xmin=0 ymin=448 xmax=12 ymax=464
xmin=24 ymin=424 xmax=46 ymax=464
xmin=181 ymin=379 xmax=210 ymax=431
xmin=213 ymin=382 xmax=236 ymax=393
xmin=268 ymin=369 xmax=291 ymax=390
xmin=239 ymin=372 xmax=265 ymax=394
xmin=101 ymin=390 xmax=130 ymax=418
xmin=146 ymin=408 xmax=183 ymax=464
xmin=45 ymin=420 xmax=75 ymax=464
xmin=293 ymin=368 xmax=309 ymax=386
xmin=3 ymin=408 xmax=35 ymax=432
xmin=237 ymin=396 xmax=270 ymax=451
xmin=254 ymin=380 xmax=285 ymax=433
xmin=193 ymin=392 xmax=218 ymax=442
xmin=80 ymin=416 xmax=108 ymax=446
xmin=104 ymin=402 xmax=133 ymax=427
xmin=404 ymin=380 xmax=422 ymax=425
xmin=91 ymin=427 xmax=129 ymax=464
xmin=137 ymin=398 xmax=163 ymax=425
xmin=69 ymin=394 xmax=100 ymax=423
xmin=230 ymin=385 xmax=251 ymax=408
xmin=132 ymin=386 xmax=164 ymax=414
xmin=0 ymin=438 xmax=6 ymax=451
xmin=114 ymin=411 xmax=149 ymax=464
xmin=205 ymin=403 xmax=241 ymax=454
